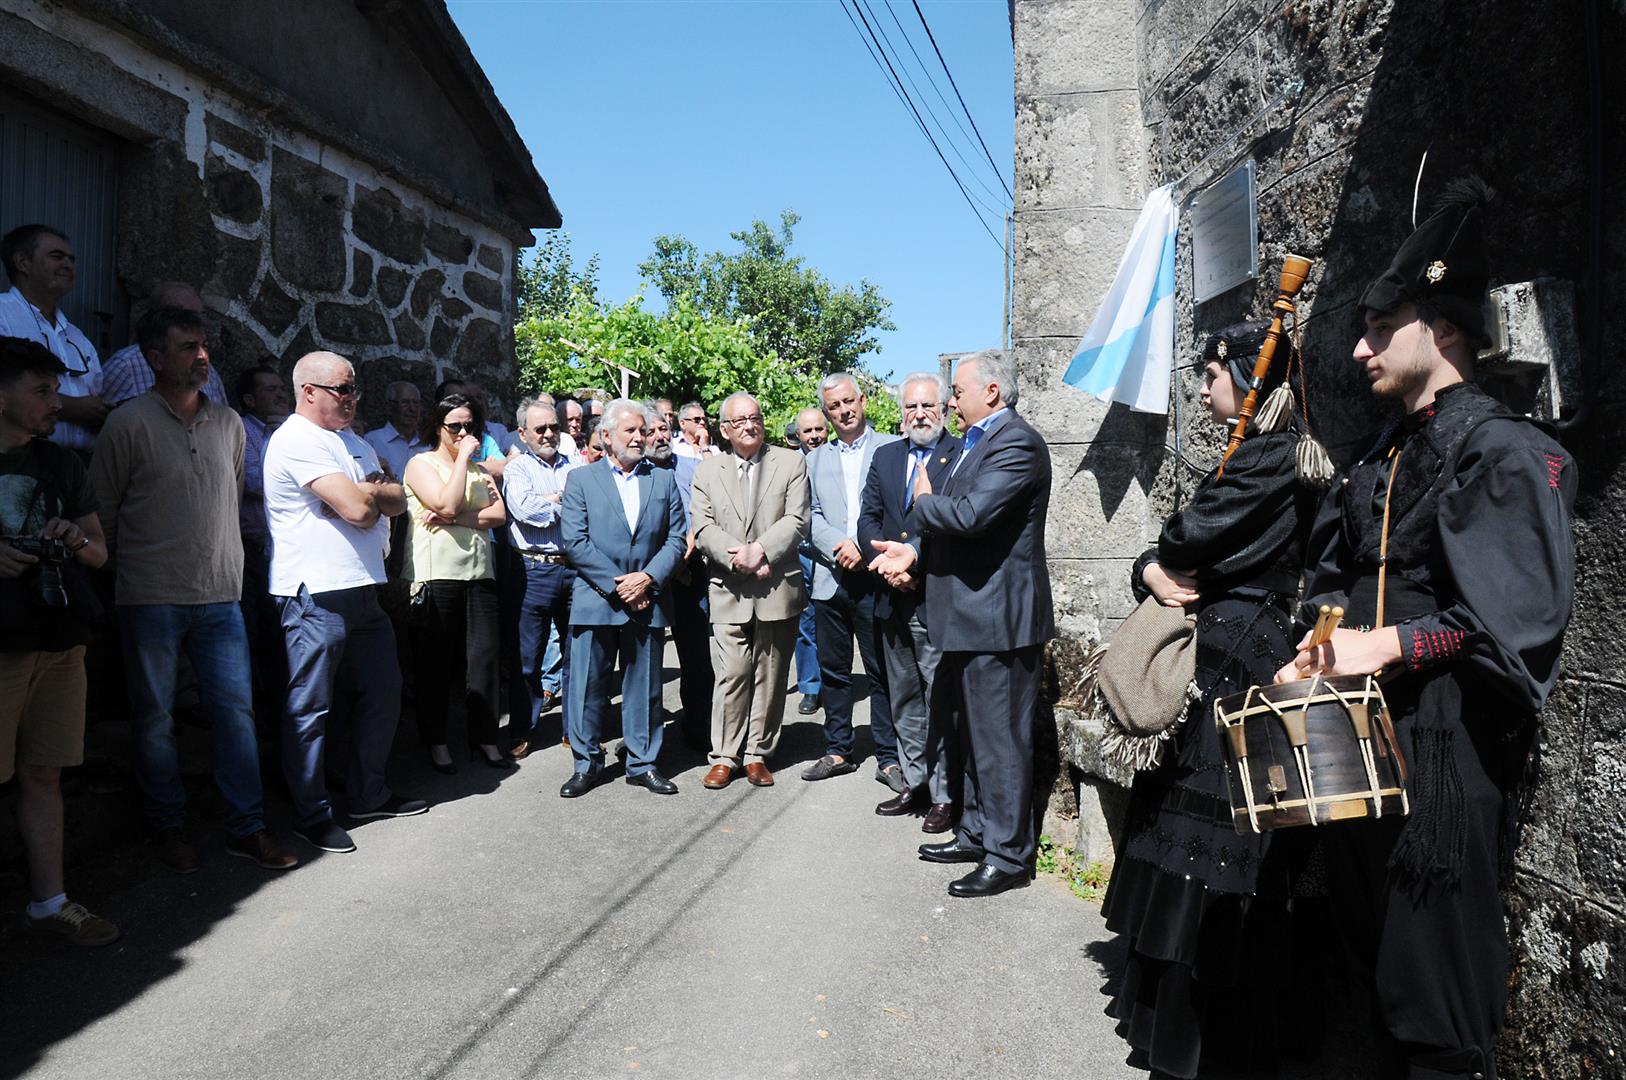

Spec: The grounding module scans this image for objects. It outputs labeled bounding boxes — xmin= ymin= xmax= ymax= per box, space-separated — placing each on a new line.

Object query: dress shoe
xmin=427 ymin=746 xmax=457 ymax=775
xmin=626 ymin=769 xmax=679 ymax=795
xmin=702 ymin=764 xmax=736 ymax=789
xmin=508 ymin=740 xmax=531 ymax=761
xmin=744 ymin=762 xmax=774 ymax=787
xmin=948 ymin=863 xmax=1030 ymax=898
xmin=471 ymin=744 xmax=518 ymax=770
xmin=559 ymin=771 xmax=600 ymax=798
xmin=797 ymin=693 xmax=821 ymax=715
xmin=875 ymin=789 xmax=921 ymax=816
xmin=921 ymin=803 xmax=955 ymax=834
xmin=918 ymin=838 xmax=984 ymax=864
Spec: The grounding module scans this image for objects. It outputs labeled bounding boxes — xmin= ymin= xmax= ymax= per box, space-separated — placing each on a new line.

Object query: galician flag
xmin=1061 ymin=184 xmax=1178 ymax=413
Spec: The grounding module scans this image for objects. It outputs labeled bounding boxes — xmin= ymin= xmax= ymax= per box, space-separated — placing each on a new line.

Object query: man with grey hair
xmin=689 ymin=391 xmax=809 ymax=788
xmin=792 ymin=406 xmax=827 ymax=715
xmin=559 ymin=398 xmax=686 ymax=797
xmin=264 ymin=351 xmax=425 ymax=854
xmin=858 ymin=372 xmax=961 ymax=830
xmin=802 ymin=371 xmax=900 ymax=786
xmin=869 ymin=349 xmax=1053 ymax=897
xmin=100 ymin=283 xmax=228 ymax=407
xmin=672 ymin=400 xmax=717 ymax=459
xmin=363 ymin=380 xmax=426 ymax=481
xmin=502 ymin=396 xmax=577 ymax=758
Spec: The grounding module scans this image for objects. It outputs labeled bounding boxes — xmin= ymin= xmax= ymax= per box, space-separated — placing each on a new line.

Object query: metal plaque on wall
xmin=1190 ymin=160 xmax=1259 ymax=304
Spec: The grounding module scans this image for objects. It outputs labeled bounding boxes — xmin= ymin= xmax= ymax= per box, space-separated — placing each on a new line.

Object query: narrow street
xmin=2 ymin=648 xmax=1138 ymax=1080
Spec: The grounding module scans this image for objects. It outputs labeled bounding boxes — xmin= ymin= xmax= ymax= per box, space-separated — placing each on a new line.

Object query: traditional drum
xmin=1214 ymin=673 xmax=1409 ymax=833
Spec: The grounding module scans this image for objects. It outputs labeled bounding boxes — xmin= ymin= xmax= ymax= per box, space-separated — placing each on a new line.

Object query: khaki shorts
xmin=0 ymin=646 xmax=87 ymax=782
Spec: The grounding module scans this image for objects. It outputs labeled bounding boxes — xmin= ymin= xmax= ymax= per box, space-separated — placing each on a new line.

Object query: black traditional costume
xmin=1297 ymin=184 xmax=1577 ymax=1080
xmin=1102 ymin=322 xmax=1323 ymax=1079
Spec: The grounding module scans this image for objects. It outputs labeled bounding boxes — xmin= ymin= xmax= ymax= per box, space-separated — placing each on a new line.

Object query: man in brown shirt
xmin=91 ymin=306 xmax=295 ymax=875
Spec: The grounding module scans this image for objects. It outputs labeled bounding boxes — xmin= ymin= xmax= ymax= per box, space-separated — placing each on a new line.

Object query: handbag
xmin=1080 ymin=595 xmax=1199 ymax=772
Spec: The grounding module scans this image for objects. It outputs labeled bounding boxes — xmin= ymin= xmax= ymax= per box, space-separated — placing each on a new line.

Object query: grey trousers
xmin=881 ymin=608 xmax=954 ymax=804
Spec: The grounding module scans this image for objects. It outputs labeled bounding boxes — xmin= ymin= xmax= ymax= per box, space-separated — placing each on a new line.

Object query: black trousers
xmin=669 ymin=568 xmax=714 ymax=748
xmin=410 ymin=578 xmax=501 ymax=749
xmin=812 ymin=574 xmax=894 ymax=763
xmin=942 ymin=644 xmax=1039 ymax=876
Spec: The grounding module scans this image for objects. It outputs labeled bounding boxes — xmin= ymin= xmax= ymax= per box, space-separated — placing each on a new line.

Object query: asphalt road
xmin=0 ymin=649 xmax=1142 ymax=1080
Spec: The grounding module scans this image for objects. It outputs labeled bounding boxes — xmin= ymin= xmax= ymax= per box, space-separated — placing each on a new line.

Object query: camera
xmin=7 ymin=536 xmax=70 ymax=609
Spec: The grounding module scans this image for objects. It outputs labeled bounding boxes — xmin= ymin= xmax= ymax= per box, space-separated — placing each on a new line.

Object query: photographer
xmin=0 ymin=336 xmax=117 ymax=946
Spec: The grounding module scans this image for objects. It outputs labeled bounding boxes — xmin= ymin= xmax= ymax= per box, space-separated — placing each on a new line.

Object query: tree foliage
xmin=516 ymin=232 xmax=599 ymax=321
xmin=639 ymin=210 xmax=895 ymax=377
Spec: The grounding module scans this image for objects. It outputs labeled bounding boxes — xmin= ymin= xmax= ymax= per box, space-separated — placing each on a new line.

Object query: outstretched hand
xmin=867 ymin=539 xmax=917 ymax=588
xmin=1274 ymin=626 xmax=1403 ymax=684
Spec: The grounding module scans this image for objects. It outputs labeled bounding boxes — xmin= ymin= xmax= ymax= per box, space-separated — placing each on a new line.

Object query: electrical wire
xmin=909 ymin=0 xmax=1013 ymax=203
xmin=877 ymin=0 xmax=1011 ymax=208
xmin=838 ymin=0 xmax=1005 ymax=250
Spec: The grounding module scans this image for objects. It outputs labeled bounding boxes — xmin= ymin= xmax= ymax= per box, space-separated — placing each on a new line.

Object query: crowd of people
xmin=0 ymin=218 xmax=1054 ymax=956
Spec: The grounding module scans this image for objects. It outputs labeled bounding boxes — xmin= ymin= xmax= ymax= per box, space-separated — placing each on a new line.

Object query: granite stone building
xmin=0 ymin=0 xmax=558 ymax=419
xmin=1013 ymin=1 xmax=1622 ymax=1072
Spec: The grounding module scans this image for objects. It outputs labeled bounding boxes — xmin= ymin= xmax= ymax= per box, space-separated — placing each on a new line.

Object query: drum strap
xmin=1375 ymin=445 xmax=1404 ymax=631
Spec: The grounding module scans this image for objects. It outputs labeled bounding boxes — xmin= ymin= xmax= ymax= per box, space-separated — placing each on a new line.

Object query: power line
xmin=910 ymin=0 xmax=1012 ymax=203
xmin=880 ymin=0 xmax=1011 ymax=204
xmin=838 ymin=0 xmax=1005 ymax=251
xmin=865 ymin=0 xmax=1008 ymax=213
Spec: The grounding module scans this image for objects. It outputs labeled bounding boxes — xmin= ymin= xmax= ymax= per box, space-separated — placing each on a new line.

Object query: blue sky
xmin=447 ymin=0 xmax=1015 ymax=382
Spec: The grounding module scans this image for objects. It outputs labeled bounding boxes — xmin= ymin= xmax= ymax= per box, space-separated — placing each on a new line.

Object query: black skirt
xmin=1100 ymin=591 xmax=1322 ymax=1078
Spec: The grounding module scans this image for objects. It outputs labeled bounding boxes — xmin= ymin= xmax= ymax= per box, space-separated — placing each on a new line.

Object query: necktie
xmin=905 ymin=447 xmax=929 ymax=509
xmin=739 ymin=457 xmax=755 ymax=510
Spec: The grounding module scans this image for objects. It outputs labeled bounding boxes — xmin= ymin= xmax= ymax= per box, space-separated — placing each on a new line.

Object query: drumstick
xmin=1310 ymin=606 xmax=1345 ymax=648
xmin=1309 ymin=604 xmax=1332 ymax=646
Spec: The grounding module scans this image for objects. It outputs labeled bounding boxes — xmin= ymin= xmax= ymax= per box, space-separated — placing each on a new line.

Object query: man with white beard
xmin=855 ymin=372 xmax=962 ymax=831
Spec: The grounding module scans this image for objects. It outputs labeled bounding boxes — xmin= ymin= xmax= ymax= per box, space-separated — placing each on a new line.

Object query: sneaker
xmin=27 ymin=901 xmax=120 ymax=947
xmin=295 ymin=820 xmax=357 ymax=853
xmin=349 ymin=795 xmax=429 ymax=820
xmin=226 ymin=830 xmax=300 ymax=870
xmin=150 ymin=828 xmax=199 ymax=875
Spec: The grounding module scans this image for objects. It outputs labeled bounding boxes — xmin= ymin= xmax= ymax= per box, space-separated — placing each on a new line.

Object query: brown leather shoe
xmin=702 ymin=764 xmax=736 ymax=789
xmin=922 ymin=803 xmax=955 ymax=834
xmin=509 ymin=740 xmax=531 ymax=761
xmin=875 ymin=789 xmax=920 ymax=816
xmin=226 ymin=829 xmax=299 ymax=870
xmin=744 ymin=762 xmax=774 ymax=787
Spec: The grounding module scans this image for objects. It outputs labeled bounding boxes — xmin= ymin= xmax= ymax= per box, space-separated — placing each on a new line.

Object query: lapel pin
xmin=938 ymin=456 xmax=948 ymax=464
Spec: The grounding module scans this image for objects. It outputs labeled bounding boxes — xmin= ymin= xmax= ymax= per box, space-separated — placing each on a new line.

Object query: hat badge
xmin=1215 ymin=340 xmax=1229 ymax=360
xmin=1426 ymin=259 xmax=1447 ymax=284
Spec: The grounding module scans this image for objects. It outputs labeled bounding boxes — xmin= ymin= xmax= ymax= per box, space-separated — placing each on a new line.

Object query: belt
xmin=519 ymin=551 xmax=569 ymax=565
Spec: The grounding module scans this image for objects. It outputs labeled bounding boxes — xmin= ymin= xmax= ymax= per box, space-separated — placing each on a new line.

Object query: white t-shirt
xmin=263 ymin=413 xmax=389 ymax=595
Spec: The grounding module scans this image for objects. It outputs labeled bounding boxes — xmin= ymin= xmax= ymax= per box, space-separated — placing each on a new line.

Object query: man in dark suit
xmin=559 ymin=399 xmax=687 ymax=798
xmin=870 ymin=350 xmax=1054 ymax=897
xmin=857 ymin=372 xmax=961 ymax=832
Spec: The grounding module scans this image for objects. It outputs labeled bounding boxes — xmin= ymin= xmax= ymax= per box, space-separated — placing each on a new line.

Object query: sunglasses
xmin=306 ymin=382 xmax=360 ymax=399
xmin=442 ymin=421 xmax=480 ymax=435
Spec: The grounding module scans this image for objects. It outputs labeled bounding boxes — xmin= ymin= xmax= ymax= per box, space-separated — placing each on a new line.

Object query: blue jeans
xmin=794 ymin=555 xmax=820 ymax=695
xmin=511 ymin=558 xmax=573 ymax=740
xmin=118 ymin=602 xmax=264 ymax=838
xmin=277 ymin=585 xmax=400 ymax=828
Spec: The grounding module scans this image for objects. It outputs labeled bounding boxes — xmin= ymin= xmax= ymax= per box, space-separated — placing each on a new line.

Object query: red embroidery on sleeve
xmin=1546 ymin=454 xmax=1564 ymax=489
xmin=1407 ymin=627 xmax=1467 ymax=671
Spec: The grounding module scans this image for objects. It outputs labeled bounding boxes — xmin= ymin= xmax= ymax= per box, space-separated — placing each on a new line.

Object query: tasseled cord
xmin=1249 ymin=312 xmax=1334 ymax=487
xmin=1389 ymin=726 xmax=1467 ymax=892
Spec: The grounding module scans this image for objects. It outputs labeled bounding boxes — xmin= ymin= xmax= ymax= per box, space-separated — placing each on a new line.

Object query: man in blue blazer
xmin=559 ymin=399 xmax=687 ymax=797
xmin=870 ymin=351 xmax=1055 ymax=897
xmin=856 ymin=372 xmax=962 ymax=831
xmin=802 ymin=373 xmax=901 ymax=786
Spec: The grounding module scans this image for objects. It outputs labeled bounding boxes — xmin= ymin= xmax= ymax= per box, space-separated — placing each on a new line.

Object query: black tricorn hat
xmin=1200 ymin=319 xmax=1287 ymax=396
xmin=1360 ymin=176 xmax=1494 ymax=345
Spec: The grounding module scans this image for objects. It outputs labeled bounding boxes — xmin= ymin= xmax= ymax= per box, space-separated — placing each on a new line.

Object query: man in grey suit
xmin=689 ymin=392 xmax=810 ymax=790
xmin=802 ymin=372 xmax=901 ymax=787
xmin=871 ymin=351 xmax=1054 ymax=897
xmin=559 ymin=399 xmax=687 ymax=798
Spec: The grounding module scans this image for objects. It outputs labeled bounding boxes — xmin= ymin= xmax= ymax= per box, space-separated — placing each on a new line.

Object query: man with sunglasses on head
xmin=0 ymin=225 xmax=108 ymax=457
xmin=264 ymin=351 xmax=424 ymax=854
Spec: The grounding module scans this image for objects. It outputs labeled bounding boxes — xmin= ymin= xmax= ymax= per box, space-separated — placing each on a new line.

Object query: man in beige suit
xmin=689 ymin=391 xmax=810 ymax=789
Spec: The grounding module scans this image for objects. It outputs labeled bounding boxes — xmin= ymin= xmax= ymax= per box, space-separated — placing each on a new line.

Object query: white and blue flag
xmin=1062 ymin=184 xmax=1178 ymax=414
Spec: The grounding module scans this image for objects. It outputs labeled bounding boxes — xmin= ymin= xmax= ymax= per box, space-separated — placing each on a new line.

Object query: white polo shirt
xmin=263 ymin=413 xmax=389 ymax=595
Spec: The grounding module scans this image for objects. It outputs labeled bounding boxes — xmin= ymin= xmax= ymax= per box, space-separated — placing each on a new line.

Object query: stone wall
xmin=0 ymin=0 xmax=527 ymax=423
xmin=1014 ymin=0 xmax=1625 ymax=1071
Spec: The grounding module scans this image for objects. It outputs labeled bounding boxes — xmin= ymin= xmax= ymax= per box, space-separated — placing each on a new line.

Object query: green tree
xmin=516 ymin=232 xmax=600 ymax=321
xmin=639 ymin=210 xmax=895 ymax=377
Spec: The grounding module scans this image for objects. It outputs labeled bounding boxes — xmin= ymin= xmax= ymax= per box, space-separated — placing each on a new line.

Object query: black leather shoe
xmin=626 ymin=769 xmax=678 ymax=795
xmin=797 ymin=693 xmax=821 ymax=715
xmin=559 ymin=771 xmax=600 ymax=799
xmin=948 ymin=863 xmax=1030 ymax=898
xmin=875 ymin=789 xmax=921 ymax=816
xmin=918 ymin=839 xmax=984 ymax=864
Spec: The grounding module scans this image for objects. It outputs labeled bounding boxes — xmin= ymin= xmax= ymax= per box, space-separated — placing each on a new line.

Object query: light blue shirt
xmin=363 ymin=421 xmax=426 ymax=482
xmin=504 ymin=449 xmax=575 ymax=552
xmin=952 ymin=407 xmax=1010 ymax=475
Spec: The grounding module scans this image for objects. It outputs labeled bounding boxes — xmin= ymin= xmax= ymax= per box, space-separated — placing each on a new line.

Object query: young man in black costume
xmin=1277 ymin=181 xmax=1577 ymax=1080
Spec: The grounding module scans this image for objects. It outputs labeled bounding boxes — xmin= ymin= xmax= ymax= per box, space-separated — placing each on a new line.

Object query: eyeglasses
xmin=721 ymin=413 xmax=763 ymax=428
xmin=26 ymin=308 xmax=91 ymax=376
xmin=531 ymin=423 xmax=560 ymax=433
xmin=306 ymin=382 xmax=360 ymax=399
xmin=442 ymin=421 xmax=479 ymax=434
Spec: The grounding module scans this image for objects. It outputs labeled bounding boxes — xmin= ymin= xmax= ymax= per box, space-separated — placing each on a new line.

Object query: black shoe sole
xmin=625 ymin=776 xmax=678 ymax=795
xmin=918 ymin=848 xmax=984 ymax=864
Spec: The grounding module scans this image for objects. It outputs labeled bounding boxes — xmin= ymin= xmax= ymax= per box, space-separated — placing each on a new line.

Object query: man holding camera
xmin=0 ymin=336 xmax=117 ymax=945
